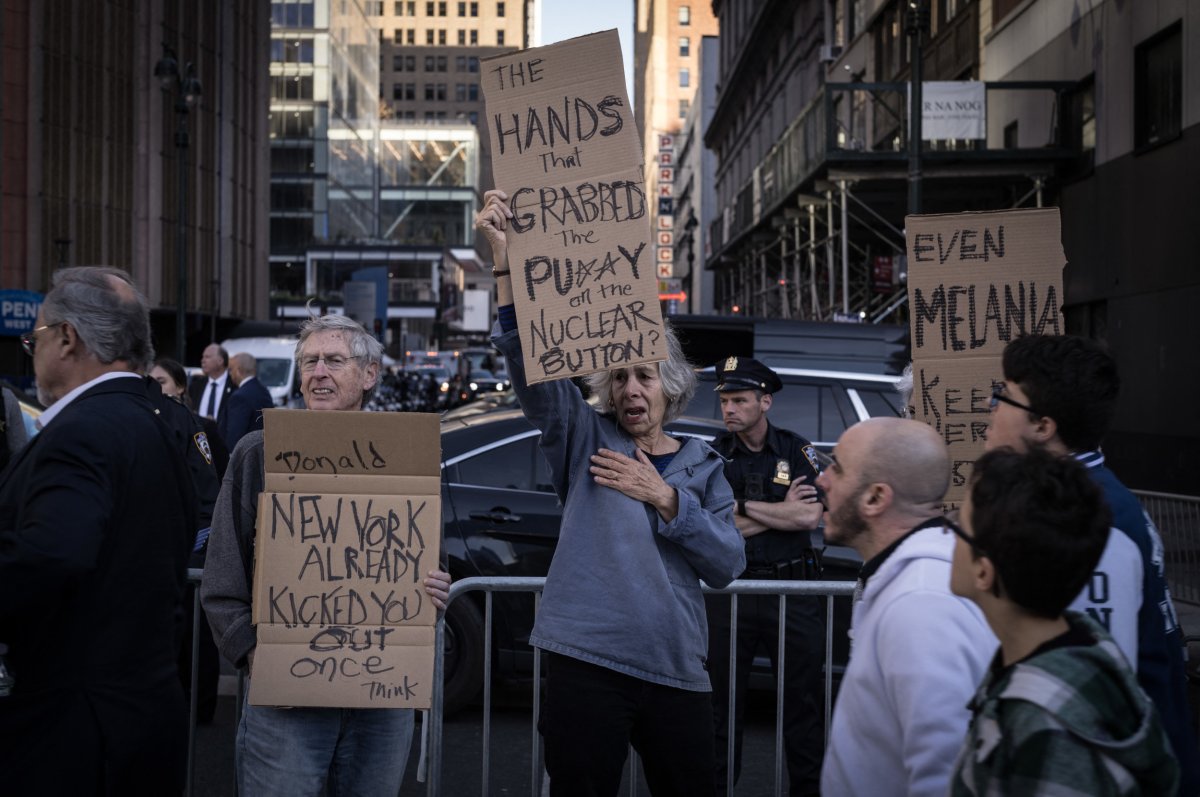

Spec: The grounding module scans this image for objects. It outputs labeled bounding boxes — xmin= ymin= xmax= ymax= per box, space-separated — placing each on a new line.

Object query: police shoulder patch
xmin=193 ymin=431 xmax=213 ymax=465
xmin=802 ymin=445 xmax=820 ymax=472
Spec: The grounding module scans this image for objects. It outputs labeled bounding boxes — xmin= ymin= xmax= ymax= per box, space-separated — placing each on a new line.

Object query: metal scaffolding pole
xmin=840 ymin=180 xmax=850 ymax=315
xmin=808 ymin=203 xmax=819 ymax=318
xmin=825 ymin=189 xmax=835 ymax=317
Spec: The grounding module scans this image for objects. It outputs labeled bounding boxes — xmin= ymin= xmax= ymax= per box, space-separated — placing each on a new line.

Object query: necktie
xmin=205 ymin=380 xmax=218 ymax=418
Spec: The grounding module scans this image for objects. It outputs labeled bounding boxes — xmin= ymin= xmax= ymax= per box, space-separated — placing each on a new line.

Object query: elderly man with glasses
xmin=201 ymin=314 xmax=453 ymax=797
xmin=983 ymin=334 xmax=1198 ymax=795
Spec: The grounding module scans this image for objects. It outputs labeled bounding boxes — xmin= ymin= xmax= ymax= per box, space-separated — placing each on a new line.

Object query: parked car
xmin=458 ymin=369 xmax=508 ymax=404
xmin=435 ymin=381 xmax=900 ymax=713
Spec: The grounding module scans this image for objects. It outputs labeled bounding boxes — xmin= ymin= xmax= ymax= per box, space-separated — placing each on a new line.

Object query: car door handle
xmin=469 ymin=510 xmax=522 ymax=523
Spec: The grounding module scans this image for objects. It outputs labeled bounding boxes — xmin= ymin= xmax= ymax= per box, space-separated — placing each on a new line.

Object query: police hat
xmin=714 ymin=356 xmax=783 ymax=394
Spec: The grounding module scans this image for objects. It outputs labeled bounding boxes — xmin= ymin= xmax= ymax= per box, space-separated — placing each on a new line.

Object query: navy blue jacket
xmin=221 ymin=376 xmax=274 ymax=449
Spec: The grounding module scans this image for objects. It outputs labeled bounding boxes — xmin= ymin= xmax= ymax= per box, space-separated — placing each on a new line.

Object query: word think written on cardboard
xmin=905 ymin=207 xmax=1065 ymax=505
xmin=250 ymin=409 xmax=442 ymax=709
xmin=482 ymin=29 xmax=665 ymax=383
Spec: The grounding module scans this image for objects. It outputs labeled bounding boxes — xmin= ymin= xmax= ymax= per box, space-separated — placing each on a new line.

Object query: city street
xmin=192 ymin=683 xmax=794 ymax=796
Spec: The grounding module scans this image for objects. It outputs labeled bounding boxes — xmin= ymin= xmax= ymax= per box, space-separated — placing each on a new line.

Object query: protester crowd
xmin=0 ymin=253 xmax=1194 ymax=796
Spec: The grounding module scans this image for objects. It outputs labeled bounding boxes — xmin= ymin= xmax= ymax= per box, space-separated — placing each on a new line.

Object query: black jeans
xmin=539 ymin=653 xmax=716 ymax=797
xmin=705 ymin=571 xmax=826 ymax=797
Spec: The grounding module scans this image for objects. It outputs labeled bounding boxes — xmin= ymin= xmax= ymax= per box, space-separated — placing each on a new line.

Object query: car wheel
xmin=442 ymin=595 xmax=485 ymax=715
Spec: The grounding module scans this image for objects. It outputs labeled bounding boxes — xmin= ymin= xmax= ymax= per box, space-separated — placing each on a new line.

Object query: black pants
xmin=705 ymin=574 xmax=825 ymax=797
xmin=539 ymin=653 xmax=716 ymax=797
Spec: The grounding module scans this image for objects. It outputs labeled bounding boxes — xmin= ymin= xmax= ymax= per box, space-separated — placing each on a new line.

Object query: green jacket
xmin=951 ymin=612 xmax=1179 ymax=796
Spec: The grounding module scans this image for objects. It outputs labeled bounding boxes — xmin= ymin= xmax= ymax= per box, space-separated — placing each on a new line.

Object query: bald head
xmin=851 ymin=417 xmax=950 ymax=508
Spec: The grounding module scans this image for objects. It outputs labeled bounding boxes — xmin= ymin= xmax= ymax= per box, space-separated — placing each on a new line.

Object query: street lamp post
xmin=154 ymin=45 xmax=202 ymax=365
xmin=906 ymin=1 xmax=930 ymax=216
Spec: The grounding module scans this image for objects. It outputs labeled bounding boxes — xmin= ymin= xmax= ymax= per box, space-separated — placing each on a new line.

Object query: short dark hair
xmin=1001 ymin=334 xmax=1119 ymax=452
xmin=969 ymin=447 xmax=1110 ymax=618
xmin=154 ymin=358 xmax=188 ymax=392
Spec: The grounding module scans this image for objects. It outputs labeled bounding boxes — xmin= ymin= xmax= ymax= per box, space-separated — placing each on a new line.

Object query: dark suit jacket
xmin=220 ymin=376 xmax=274 ymax=450
xmin=0 ymin=376 xmax=195 ymax=794
xmin=188 ymin=371 xmax=234 ymax=427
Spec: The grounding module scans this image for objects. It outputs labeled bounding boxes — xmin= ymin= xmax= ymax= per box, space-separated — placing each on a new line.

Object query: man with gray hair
xmin=202 ymin=314 xmax=452 ymax=797
xmin=0 ymin=266 xmax=195 ymax=793
xmin=818 ymin=418 xmax=996 ymax=797
xmin=221 ymin=351 xmax=274 ymax=448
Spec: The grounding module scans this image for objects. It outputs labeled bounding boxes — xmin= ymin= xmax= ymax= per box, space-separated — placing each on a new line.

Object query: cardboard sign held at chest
xmin=249 ymin=409 xmax=442 ymax=709
xmin=905 ymin=208 xmax=1065 ymax=506
xmin=482 ymin=29 xmax=665 ymax=384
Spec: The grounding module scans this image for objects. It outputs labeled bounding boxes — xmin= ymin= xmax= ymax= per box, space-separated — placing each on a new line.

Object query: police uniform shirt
xmin=713 ymin=422 xmax=822 ymax=568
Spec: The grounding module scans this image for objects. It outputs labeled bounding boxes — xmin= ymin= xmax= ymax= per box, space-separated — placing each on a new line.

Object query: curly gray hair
xmin=586 ymin=322 xmax=696 ymax=424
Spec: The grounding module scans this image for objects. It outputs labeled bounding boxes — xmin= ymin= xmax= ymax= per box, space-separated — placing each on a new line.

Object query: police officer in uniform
xmin=707 ymin=356 xmax=825 ymax=797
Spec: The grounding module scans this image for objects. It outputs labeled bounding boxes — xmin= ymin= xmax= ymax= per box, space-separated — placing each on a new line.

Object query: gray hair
xmin=41 ymin=266 xmax=154 ymax=371
xmin=586 ymin=322 xmax=696 ymax=424
xmin=230 ymin=352 xmax=258 ymax=376
xmin=295 ymin=314 xmax=385 ymax=404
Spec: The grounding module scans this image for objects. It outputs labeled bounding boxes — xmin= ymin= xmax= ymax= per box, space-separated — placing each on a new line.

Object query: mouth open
xmin=623 ymin=408 xmax=646 ymax=422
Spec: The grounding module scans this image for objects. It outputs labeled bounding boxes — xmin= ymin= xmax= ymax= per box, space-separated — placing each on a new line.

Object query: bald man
xmin=818 ymin=419 xmax=996 ymax=797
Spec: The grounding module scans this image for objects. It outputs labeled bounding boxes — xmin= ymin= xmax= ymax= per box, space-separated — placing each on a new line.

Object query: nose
xmin=815 ymin=470 xmax=829 ymax=491
xmin=311 ymin=357 xmax=331 ymax=376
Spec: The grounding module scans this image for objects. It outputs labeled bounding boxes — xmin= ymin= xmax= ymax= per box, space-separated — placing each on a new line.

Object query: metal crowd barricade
xmin=426 ymin=576 xmax=856 ymax=797
xmin=1132 ymin=490 xmax=1200 ymax=605
xmin=185 ymin=567 xmax=204 ymax=797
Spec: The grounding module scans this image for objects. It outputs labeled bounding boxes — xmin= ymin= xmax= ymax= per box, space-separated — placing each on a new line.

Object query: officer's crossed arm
xmin=737 ymin=476 xmax=822 ymax=537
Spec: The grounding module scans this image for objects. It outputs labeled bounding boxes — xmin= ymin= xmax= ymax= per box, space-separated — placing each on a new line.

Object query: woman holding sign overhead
xmin=476 ymin=190 xmax=745 ymax=796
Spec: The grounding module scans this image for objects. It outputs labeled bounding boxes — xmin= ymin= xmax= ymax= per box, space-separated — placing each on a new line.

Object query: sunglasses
xmin=20 ymin=324 xmax=57 ymax=357
xmin=989 ymin=386 xmax=1039 ymax=416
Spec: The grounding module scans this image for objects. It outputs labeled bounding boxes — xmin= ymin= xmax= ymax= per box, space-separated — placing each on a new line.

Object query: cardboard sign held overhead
xmin=905 ymin=207 xmax=1066 ymax=505
xmin=482 ymin=30 xmax=665 ymax=383
xmin=250 ymin=409 xmax=442 ymax=709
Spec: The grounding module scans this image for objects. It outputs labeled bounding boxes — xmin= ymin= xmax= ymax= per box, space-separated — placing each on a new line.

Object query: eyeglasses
xmin=943 ymin=519 xmax=988 ymax=558
xmin=299 ymin=354 xmax=362 ymax=373
xmin=20 ymin=324 xmax=56 ymax=357
xmin=989 ymin=386 xmax=1039 ymax=416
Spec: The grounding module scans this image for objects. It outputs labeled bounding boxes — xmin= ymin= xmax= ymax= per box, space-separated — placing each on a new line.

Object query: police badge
xmin=773 ymin=458 xmax=791 ymax=485
xmin=724 ymin=355 xmax=738 ymax=371
xmin=193 ymin=431 xmax=213 ymax=465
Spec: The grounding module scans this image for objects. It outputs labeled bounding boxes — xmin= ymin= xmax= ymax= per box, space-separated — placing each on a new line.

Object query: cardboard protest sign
xmin=250 ymin=409 xmax=442 ymax=709
xmin=482 ymin=29 xmax=665 ymax=383
xmin=906 ymin=208 xmax=1065 ymax=505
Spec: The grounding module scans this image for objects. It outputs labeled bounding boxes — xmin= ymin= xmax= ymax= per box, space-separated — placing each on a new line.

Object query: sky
xmin=537 ymin=0 xmax=636 ymax=98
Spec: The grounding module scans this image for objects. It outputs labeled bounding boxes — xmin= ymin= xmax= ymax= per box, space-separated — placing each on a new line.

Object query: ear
xmin=760 ymin=393 xmax=773 ymax=411
xmin=361 ymin=360 xmax=380 ymax=392
xmin=59 ymin=322 xmax=81 ymax=359
xmin=859 ymin=482 xmax=893 ymax=518
xmin=974 ymin=555 xmax=998 ymax=595
xmin=1031 ymin=414 xmax=1058 ymax=446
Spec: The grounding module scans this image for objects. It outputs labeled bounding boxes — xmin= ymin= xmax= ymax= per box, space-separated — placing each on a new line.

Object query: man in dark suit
xmin=188 ymin=342 xmax=233 ymax=427
xmin=0 ymin=266 xmax=195 ymax=794
xmin=222 ymin=352 xmax=275 ymax=449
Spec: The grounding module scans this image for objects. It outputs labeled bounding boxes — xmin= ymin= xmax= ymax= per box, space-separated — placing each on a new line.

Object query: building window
xmin=458 ymin=29 xmax=466 ymax=44
xmin=456 ymin=55 xmax=467 ymax=71
xmin=366 ymin=1 xmax=383 ymax=15
xmin=393 ymin=29 xmax=404 ymax=44
xmin=393 ymin=83 xmax=415 ymax=101
xmin=457 ymin=1 xmax=466 ymax=14
xmin=470 ymin=1 xmax=478 ymax=15
xmin=1003 ymin=120 xmax=1018 ymax=149
xmin=438 ymin=28 xmax=447 ymax=44
xmin=438 ymin=1 xmax=447 ymax=15
xmin=497 ymin=29 xmax=505 ymax=45
xmin=497 ymin=1 xmax=505 ymax=16
xmin=437 ymin=55 xmax=447 ymax=71
xmin=469 ymin=110 xmax=479 ymax=124
xmin=468 ymin=56 xmax=479 ymax=72
xmin=425 ymin=55 xmax=435 ymax=70
xmin=679 ymin=36 xmax=690 ymax=57
xmin=426 ymin=29 xmax=434 ymax=44
xmin=1135 ymin=23 xmax=1182 ymax=150
xmin=393 ymin=54 xmax=405 ymax=71
xmin=679 ymin=98 xmax=689 ymax=118
xmin=679 ymin=68 xmax=690 ymax=88
xmin=456 ymin=83 xmax=467 ymax=102
xmin=470 ymin=29 xmax=478 ymax=45
xmin=468 ymin=83 xmax=479 ymax=101
xmin=679 ymin=5 xmax=690 ymax=25
xmin=394 ymin=1 xmax=405 ymax=14
xmin=407 ymin=29 xmax=415 ymax=44
xmin=425 ymin=1 xmax=434 ymax=14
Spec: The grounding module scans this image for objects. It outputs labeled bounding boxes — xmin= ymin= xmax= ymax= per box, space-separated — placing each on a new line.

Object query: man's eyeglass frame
xmin=20 ymin=324 xmax=56 ymax=357
xmin=989 ymin=387 xmax=1040 ymax=416
xmin=944 ymin=520 xmax=989 ymax=559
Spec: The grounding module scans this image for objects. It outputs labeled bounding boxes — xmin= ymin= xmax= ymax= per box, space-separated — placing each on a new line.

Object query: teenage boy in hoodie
xmin=949 ymin=446 xmax=1178 ymax=795
xmin=986 ymin=334 xmax=1197 ymax=793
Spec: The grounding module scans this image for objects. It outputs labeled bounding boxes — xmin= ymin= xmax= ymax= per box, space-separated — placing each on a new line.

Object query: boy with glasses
xmin=948 ymin=447 xmax=1178 ymax=795
xmin=984 ymin=334 xmax=1197 ymax=793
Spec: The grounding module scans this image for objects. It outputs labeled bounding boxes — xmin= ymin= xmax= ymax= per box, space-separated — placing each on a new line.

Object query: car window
xmin=256 ymin=357 xmax=293 ymax=389
xmin=767 ymin=384 xmax=852 ymax=442
xmin=855 ymin=387 xmax=905 ymax=419
xmin=453 ymin=435 xmax=555 ymax=493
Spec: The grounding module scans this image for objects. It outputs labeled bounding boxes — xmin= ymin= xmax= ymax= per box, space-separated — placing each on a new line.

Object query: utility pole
xmin=906 ymin=1 xmax=930 ymax=216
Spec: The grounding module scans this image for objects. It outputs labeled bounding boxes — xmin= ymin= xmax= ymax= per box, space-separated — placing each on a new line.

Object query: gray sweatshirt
xmin=493 ymin=328 xmax=745 ymax=691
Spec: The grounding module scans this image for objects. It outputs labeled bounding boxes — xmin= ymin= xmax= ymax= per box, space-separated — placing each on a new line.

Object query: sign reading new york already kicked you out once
xmin=482 ymin=29 xmax=665 ymax=383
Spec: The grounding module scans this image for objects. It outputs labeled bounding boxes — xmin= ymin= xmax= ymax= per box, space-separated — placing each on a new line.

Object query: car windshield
xmin=470 ymin=370 xmax=493 ymax=379
xmin=255 ymin=357 xmax=293 ymax=389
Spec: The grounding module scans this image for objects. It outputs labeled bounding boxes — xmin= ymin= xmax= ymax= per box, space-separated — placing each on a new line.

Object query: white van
xmin=221 ymin=336 xmax=300 ymax=407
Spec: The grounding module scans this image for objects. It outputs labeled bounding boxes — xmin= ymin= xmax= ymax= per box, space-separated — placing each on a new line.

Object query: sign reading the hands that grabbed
xmin=482 ymin=29 xmax=665 ymax=383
